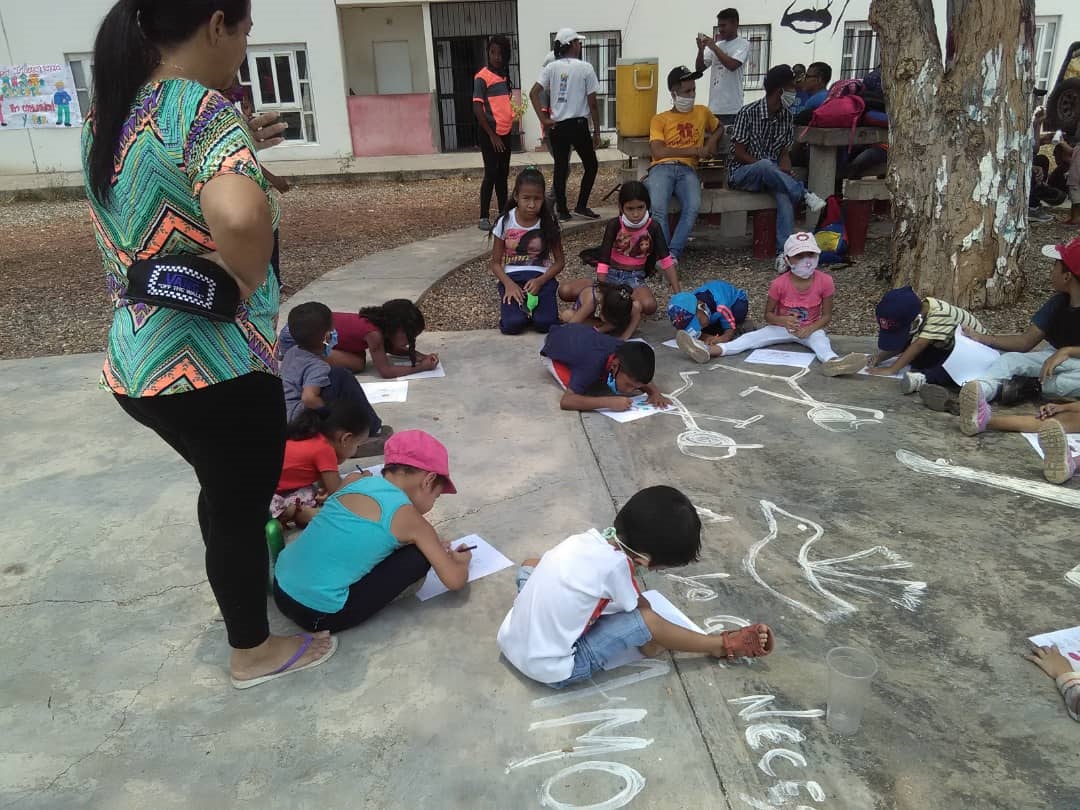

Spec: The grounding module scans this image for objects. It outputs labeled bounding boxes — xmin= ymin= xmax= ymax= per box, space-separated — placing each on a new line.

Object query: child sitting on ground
xmin=271 ymin=401 xmax=371 ymax=530
xmin=591 ymin=181 xmax=681 ymax=318
xmin=1026 ymin=642 xmax=1080 ymax=721
xmin=667 ymin=279 xmax=751 ymax=346
xmin=866 ymin=286 xmax=986 ymax=413
xmin=273 ymin=430 xmax=470 ymax=634
xmin=491 ymin=167 xmax=565 ymax=335
xmin=557 ymin=279 xmax=639 ymax=339
xmin=278 ymin=299 xmax=438 ymax=378
xmin=497 ymin=485 xmax=775 ymax=688
xmin=675 ymin=232 xmax=866 ymax=376
xmin=540 ymin=322 xmax=671 ymax=413
xmin=281 ymin=302 xmax=392 ymax=453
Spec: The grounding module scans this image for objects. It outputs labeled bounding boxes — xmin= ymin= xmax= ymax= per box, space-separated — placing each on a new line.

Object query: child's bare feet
xmin=711 ymin=623 xmax=774 ymax=661
xmin=230 ymin=631 xmax=335 ymax=684
xmin=640 ymin=640 xmax=668 ymax=658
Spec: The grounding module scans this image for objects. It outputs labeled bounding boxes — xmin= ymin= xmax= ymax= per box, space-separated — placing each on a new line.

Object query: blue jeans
xmin=644 ymin=162 xmax=701 ymax=260
xmin=604 ymin=268 xmax=645 ymax=289
xmin=727 ymin=159 xmax=807 ymax=254
xmin=515 ymin=564 xmax=653 ymax=688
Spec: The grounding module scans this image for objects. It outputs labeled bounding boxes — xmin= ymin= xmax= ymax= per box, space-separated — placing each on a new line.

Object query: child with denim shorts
xmin=497 ymin=485 xmax=775 ymax=688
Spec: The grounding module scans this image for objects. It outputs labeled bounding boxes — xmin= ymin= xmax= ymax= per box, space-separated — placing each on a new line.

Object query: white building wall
xmin=515 ymin=0 xmax=1079 ymax=150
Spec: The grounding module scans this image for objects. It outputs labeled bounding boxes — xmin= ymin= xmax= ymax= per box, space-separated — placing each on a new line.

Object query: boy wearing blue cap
xmin=668 ymin=280 xmax=751 ymax=355
xmin=866 ymin=287 xmax=985 ymax=412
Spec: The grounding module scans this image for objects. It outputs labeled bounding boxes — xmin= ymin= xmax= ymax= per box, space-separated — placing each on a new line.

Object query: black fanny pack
xmin=125 ymin=254 xmax=240 ymax=322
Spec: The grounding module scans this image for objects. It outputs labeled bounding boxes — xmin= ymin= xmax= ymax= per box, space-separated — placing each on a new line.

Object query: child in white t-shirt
xmin=497 ymin=485 xmax=775 ymax=688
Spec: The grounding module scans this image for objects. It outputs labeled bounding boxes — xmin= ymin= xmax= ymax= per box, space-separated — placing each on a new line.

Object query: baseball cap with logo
xmin=668 ymin=292 xmax=703 ymax=337
xmin=667 ymin=65 xmax=703 ymax=90
xmin=782 ymin=231 xmax=821 ymax=258
xmin=1042 ymin=239 xmax=1080 ymax=277
xmin=384 ymin=430 xmax=457 ymax=494
xmin=875 ymin=286 xmax=923 ymax=352
xmin=554 ymin=28 xmax=585 ymax=47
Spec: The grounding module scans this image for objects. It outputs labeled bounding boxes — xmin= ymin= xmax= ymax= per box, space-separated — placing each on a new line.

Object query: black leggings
xmin=549 ymin=117 xmax=598 ymax=213
xmin=115 ymin=372 xmax=286 ymax=649
xmin=479 ymin=131 xmax=513 ymax=219
xmin=273 ymin=545 xmax=431 ymax=633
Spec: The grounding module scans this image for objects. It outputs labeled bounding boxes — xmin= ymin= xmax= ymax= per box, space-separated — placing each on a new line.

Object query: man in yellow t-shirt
xmin=644 ymin=66 xmax=723 ymax=261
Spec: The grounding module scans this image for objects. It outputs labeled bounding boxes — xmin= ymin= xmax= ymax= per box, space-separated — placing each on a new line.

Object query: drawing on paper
xmin=664 ymin=572 xmax=730 ymax=602
xmin=663 ymin=371 xmax=765 ymax=461
xmin=744 ymin=500 xmax=926 ymax=622
xmin=896 ymin=449 xmax=1080 ymax=510
xmin=710 ymin=363 xmax=885 ymax=433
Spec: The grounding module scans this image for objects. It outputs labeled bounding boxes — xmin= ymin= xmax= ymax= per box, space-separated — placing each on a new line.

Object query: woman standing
xmin=83 ymin=0 xmax=335 ymax=688
xmin=473 ymin=35 xmax=514 ymax=231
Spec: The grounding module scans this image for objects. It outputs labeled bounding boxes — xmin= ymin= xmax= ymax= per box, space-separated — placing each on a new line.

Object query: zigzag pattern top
xmin=82 ymin=79 xmax=281 ymax=397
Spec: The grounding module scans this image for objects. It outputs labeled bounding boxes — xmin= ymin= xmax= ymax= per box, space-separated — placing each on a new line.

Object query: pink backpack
xmin=802 ymin=80 xmax=866 ymax=150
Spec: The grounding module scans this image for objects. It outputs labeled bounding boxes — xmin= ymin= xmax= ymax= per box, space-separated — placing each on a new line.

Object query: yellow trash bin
xmin=616 ymin=58 xmax=659 ymax=138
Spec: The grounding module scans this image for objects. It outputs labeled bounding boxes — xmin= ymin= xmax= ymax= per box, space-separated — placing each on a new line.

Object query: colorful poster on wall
xmin=0 ymin=63 xmax=82 ymax=130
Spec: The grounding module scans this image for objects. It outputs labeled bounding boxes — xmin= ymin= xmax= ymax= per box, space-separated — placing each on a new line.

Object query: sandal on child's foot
xmin=717 ymin=623 xmax=774 ymax=661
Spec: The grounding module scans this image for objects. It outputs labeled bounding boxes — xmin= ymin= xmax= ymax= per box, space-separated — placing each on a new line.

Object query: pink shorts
xmin=270 ymin=486 xmax=318 ymax=519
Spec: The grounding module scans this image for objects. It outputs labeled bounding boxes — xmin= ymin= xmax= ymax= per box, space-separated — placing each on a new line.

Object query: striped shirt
xmin=473 ymin=66 xmax=513 ymax=136
xmin=915 ymin=298 xmax=985 ymax=349
xmin=728 ymin=97 xmax=794 ymax=162
xmin=1059 ymin=671 xmax=1080 ymax=722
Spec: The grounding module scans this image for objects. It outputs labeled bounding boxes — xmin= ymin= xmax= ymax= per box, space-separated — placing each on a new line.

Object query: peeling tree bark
xmin=869 ymin=0 xmax=1035 ymax=307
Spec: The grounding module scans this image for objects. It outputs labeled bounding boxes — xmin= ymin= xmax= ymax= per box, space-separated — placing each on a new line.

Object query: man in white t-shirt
xmin=530 ymin=27 xmax=601 ymax=221
xmin=694 ymin=7 xmax=751 ymax=122
xmin=496 ymin=485 xmax=775 ymax=687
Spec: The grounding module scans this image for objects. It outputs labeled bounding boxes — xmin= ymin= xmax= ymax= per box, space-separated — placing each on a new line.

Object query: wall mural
xmin=780 ymin=0 xmax=855 ymax=38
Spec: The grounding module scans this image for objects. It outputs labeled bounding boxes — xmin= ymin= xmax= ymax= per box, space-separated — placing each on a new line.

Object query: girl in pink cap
xmin=273 ymin=430 xmax=471 ymax=633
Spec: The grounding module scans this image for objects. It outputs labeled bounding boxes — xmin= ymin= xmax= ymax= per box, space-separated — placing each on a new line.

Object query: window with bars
xmin=715 ymin=24 xmax=771 ymax=92
xmin=550 ymin=30 xmax=623 ymax=131
xmin=238 ymin=46 xmax=317 ymax=143
xmin=66 ymin=54 xmax=94 ymax=117
xmin=1034 ymin=16 xmax=1060 ymax=90
xmin=841 ymin=22 xmax=880 ymax=80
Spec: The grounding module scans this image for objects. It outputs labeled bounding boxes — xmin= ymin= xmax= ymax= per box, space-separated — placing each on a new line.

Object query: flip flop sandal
xmin=720 ymin=623 xmax=774 ymax=661
xmin=231 ymin=633 xmax=339 ymax=690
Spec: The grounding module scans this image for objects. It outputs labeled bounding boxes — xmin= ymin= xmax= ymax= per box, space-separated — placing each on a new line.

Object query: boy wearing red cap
xmin=958 ymin=240 xmax=1080 ymax=482
xmin=273 ymin=430 xmax=471 ymax=633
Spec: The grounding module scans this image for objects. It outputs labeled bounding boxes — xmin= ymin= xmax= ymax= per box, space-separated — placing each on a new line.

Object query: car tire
xmin=1047 ymin=77 xmax=1080 ymax=137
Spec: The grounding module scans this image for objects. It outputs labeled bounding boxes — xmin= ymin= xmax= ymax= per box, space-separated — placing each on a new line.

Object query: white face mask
xmin=621 ymin=210 xmax=649 ymax=228
xmin=673 ymin=94 xmax=694 ymax=113
xmin=789 ymin=256 xmax=818 ymax=278
xmin=781 ymin=90 xmax=797 ymax=109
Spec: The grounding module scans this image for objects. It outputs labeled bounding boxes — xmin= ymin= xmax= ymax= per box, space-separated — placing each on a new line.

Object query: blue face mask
xmin=323 ymin=328 xmax=339 ymax=357
xmin=606 ymin=371 xmax=620 ymax=395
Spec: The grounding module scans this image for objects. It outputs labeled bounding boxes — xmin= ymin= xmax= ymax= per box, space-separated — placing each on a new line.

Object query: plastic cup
xmin=826 ymin=646 xmax=878 ymax=734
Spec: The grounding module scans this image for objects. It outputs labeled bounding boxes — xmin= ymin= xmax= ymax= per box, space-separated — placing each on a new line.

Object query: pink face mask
xmin=789 ymin=257 xmax=819 ymax=278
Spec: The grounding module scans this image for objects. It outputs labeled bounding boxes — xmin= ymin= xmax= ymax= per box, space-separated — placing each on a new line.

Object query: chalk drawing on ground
xmin=664 ymin=572 xmax=731 ymax=601
xmin=896 ymin=449 xmax=1080 ymax=510
xmin=695 ymin=505 xmax=734 ymax=523
xmin=709 ymin=363 xmax=885 ymax=432
xmin=531 ymin=659 xmax=671 ymax=709
xmin=744 ymin=500 xmax=927 ymax=623
xmin=663 ymin=371 xmax=764 ymax=461
xmin=1067 ymin=563 xmax=1080 ymax=590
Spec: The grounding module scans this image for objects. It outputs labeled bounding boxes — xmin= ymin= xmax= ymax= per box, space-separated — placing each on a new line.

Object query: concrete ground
xmin=2 ymin=221 xmax=1077 ymax=808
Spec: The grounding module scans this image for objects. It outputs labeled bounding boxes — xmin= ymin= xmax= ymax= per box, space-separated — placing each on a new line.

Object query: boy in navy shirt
xmin=541 ymin=323 xmax=671 ymax=413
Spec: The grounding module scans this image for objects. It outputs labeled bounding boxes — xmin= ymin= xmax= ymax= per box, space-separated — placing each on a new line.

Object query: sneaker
xmin=774 ymin=254 xmax=787 ymax=273
xmin=1028 ymin=207 xmax=1053 ymax=223
xmin=958 ymin=381 xmax=990 ymax=435
xmin=557 ymin=208 xmax=573 ymax=222
xmin=819 ymin=353 xmax=867 ymax=377
xmin=478 ymin=218 xmax=492 ymax=232
xmin=803 ymin=191 xmax=827 ymax=213
xmin=901 ymin=371 xmax=927 ymax=394
xmin=574 ymin=207 xmax=601 ymax=219
xmin=920 ymin=383 xmax=959 ymax=414
xmin=1037 ymin=419 xmax=1077 ymax=484
xmin=352 ymin=425 xmax=395 ymax=458
xmin=676 ymin=329 xmax=712 ymax=364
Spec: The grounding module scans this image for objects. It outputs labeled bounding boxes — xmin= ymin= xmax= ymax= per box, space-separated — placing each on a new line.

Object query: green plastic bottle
xmin=525 ymin=292 xmax=539 ymax=316
xmin=265 ymin=518 xmax=285 ymax=585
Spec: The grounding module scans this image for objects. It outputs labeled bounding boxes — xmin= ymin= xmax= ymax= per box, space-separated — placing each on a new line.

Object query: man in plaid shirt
xmin=727 ymin=64 xmax=826 ymax=257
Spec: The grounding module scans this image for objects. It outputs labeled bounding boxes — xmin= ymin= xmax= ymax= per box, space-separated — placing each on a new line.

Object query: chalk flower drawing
xmin=744 ymin=500 xmax=927 ymax=622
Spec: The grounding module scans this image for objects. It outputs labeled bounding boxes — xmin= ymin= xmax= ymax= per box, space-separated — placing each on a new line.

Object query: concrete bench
xmin=841 ymin=178 xmax=891 ymax=256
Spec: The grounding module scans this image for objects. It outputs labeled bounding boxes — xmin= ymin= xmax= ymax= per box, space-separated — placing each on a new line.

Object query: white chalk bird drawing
xmin=663 ymin=371 xmax=764 ymax=460
xmin=709 ymin=364 xmax=884 ymax=433
xmin=744 ymin=500 xmax=926 ymax=622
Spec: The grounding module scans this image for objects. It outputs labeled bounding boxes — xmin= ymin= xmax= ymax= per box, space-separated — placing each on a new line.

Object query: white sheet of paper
xmin=942 ymin=325 xmax=1000 ymax=384
xmin=604 ymin=590 xmax=705 ymax=670
xmin=743 ymin=349 xmax=816 ymax=368
xmin=354 ymin=463 xmax=384 ymax=476
xmin=359 ymin=380 xmax=409 ymax=404
xmin=391 ymin=364 xmax=446 ymax=382
xmin=1021 ymin=431 xmax=1080 ymax=459
xmin=597 ymin=394 xmax=671 ymax=423
xmin=1028 ymin=625 xmax=1080 ymax=665
xmin=1066 ymin=563 xmax=1080 ymax=589
xmin=858 ymin=364 xmax=909 ymax=380
xmin=661 ymin=339 xmax=679 ymax=349
xmin=415 ymin=534 xmax=514 ymax=601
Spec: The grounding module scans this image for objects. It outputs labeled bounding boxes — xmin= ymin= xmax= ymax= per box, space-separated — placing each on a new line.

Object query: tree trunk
xmin=869 ymin=0 xmax=1035 ymax=308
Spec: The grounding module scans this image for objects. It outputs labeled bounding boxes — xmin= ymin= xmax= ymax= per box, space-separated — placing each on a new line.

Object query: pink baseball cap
xmin=384 ymin=430 xmax=457 ymax=494
xmin=1042 ymin=239 xmax=1080 ymax=277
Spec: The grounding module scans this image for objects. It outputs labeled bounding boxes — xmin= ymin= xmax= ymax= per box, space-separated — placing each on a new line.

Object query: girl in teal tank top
xmin=273 ymin=431 xmax=472 ymax=634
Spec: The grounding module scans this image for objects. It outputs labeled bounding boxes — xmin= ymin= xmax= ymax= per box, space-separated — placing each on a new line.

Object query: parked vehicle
xmin=1046 ymin=40 xmax=1080 ymax=136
